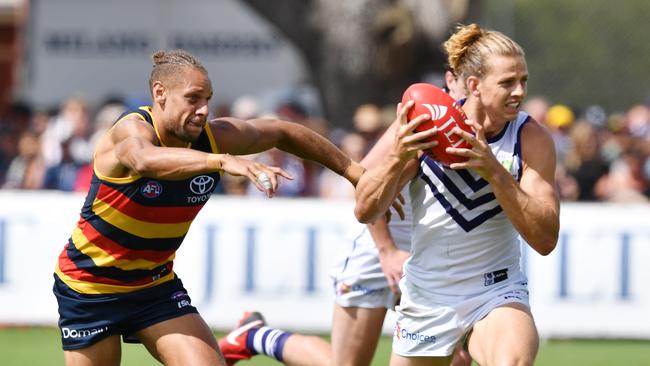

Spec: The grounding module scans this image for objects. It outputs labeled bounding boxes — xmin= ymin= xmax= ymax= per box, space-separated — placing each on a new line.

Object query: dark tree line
xmin=240 ymin=0 xmax=479 ymax=128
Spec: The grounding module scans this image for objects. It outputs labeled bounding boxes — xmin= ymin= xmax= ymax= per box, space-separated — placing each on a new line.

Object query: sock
xmin=245 ymin=326 xmax=293 ymax=362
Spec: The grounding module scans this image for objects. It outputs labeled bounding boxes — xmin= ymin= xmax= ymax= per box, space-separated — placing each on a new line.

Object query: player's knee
xmin=492 ymin=351 xmax=536 ymax=366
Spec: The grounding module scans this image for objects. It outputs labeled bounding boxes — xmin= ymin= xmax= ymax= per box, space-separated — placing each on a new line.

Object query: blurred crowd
xmin=1 ymin=93 xmax=649 ymax=203
xmin=523 ymin=97 xmax=650 ymax=202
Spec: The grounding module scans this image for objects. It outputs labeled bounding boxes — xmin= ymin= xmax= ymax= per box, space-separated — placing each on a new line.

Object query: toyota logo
xmin=189 ymin=175 xmax=215 ymax=195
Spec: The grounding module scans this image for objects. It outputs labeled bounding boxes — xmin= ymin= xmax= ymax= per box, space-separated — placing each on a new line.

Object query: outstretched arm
xmin=96 ymin=117 xmax=291 ymax=196
xmin=211 ymin=117 xmax=365 ymax=186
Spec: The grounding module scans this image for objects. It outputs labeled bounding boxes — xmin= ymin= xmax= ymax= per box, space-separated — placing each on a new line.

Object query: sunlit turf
xmin=1 ymin=327 xmax=649 ymax=365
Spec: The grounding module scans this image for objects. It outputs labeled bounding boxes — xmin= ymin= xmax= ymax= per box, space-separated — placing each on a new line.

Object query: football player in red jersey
xmin=52 ymin=49 xmax=364 ymax=366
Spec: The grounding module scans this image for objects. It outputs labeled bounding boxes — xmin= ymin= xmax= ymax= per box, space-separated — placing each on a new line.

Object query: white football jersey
xmin=406 ymin=112 xmax=531 ymax=295
xmin=387 ymin=186 xmax=413 ymax=251
xmin=331 ymin=186 xmax=413 ymax=308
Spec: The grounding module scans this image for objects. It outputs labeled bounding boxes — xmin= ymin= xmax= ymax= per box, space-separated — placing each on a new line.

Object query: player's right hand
xmin=219 ymin=154 xmax=293 ymax=198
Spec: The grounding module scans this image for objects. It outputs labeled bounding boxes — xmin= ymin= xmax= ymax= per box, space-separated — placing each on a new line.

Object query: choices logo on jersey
xmin=189 ymin=175 xmax=215 ymax=195
xmin=396 ymin=324 xmax=437 ymax=344
xmin=141 ymin=180 xmax=163 ymax=198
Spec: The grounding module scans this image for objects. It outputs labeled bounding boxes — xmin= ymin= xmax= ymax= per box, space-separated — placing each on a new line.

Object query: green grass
xmin=1 ymin=327 xmax=649 ymax=365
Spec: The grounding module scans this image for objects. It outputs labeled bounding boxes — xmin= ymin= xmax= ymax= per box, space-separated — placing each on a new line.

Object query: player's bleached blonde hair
xmin=444 ymin=23 xmax=525 ymax=80
xmin=148 ymin=49 xmax=208 ymax=93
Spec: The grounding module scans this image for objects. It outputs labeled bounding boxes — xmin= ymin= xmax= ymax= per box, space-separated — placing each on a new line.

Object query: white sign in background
xmin=21 ymin=0 xmax=306 ymax=108
xmin=0 ymin=191 xmax=649 ymax=339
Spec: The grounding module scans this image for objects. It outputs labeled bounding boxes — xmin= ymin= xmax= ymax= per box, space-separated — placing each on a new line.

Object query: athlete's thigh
xmin=331 ymin=304 xmax=387 ymax=366
xmin=389 ymin=352 xmax=452 ymax=366
xmin=467 ymin=303 xmax=538 ymax=366
xmin=63 ymin=335 xmax=121 ymax=366
xmin=135 ymin=313 xmax=225 ymax=366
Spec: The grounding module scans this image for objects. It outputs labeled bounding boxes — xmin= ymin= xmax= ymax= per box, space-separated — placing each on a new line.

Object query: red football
xmin=401 ymin=83 xmax=473 ymax=165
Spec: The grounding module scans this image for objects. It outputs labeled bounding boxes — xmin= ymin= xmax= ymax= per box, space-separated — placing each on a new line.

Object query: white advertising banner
xmin=21 ymin=0 xmax=306 ymax=108
xmin=0 ymin=191 xmax=649 ymax=338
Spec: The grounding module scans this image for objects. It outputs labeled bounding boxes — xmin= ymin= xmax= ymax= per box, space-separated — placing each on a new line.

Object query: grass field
xmin=1 ymin=327 xmax=650 ymax=365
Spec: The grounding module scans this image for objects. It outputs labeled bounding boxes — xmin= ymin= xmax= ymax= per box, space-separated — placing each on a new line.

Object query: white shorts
xmin=331 ymin=228 xmax=402 ymax=309
xmin=392 ymin=273 xmax=530 ymax=357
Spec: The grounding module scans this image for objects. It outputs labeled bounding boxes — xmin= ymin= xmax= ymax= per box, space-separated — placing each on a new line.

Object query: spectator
xmin=0 ymin=129 xmax=15 ymax=185
xmin=595 ymin=142 xmax=650 ymax=202
xmin=212 ymin=102 xmax=232 ymax=119
xmin=625 ymin=103 xmax=650 ymax=139
xmin=318 ymin=131 xmax=367 ymax=199
xmin=0 ymin=101 xmax=33 ymax=185
xmin=600 ymin=112 xmax=627 ymax=163
xmin=42 ymin=138 xmax=82 ymax=191
xmin=554 ymin=164 xmax=580 ymax=201
xmin=87 ymin=102 xmax=127 ymax=153
xmin=41 ymin=97 xmax=92 ymax=167
xmin=246 ymin=100 xmax=323 ymax=198
xmin=3 ymin=130 xmax=45 ymax=189
xmin=352 ymin=103 xmax=385 ymax=153
xmin=29 ymin=110 xmax=52 ymax=137
xmin=545 ymin=103 xmax=575 ymax=162
xmin=231 ymin=95 xmax=260 ymax=120
xmin=63 ymin=101 xmax=128 ymax=193
xmin=522 ymin=96 xmax=550 ymax=126
xmin=564 ymin=121 xmax=609 ymax=201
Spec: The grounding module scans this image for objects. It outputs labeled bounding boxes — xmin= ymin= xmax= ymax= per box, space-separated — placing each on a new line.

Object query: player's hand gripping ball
xmin=401 ymin=83 xmax=473 ymax=166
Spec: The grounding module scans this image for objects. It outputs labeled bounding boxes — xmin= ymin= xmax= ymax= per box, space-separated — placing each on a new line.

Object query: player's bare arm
xmin=367 ymin=218 xmax=410 ymax=294
xmin=354 ymin=101 xmax=436 ymax=223
xmin=506 ymin=121 xmax=559 ymax=254
xmin=96 ymin=115 xmax=290 ymax=195
xmin=447 ymin=119 xmax=559 ymax=255
xmin=210 ymin=117 xmax=365 ymax=185
xmin=359 ymin=114 xmax=410 ymax=293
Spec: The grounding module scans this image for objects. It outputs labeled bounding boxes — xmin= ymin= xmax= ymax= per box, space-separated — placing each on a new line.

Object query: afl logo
xmin=190 ymin=175 xmax=215 ymax=195
xmin=141 ymin=181 xmax=162 ymax=198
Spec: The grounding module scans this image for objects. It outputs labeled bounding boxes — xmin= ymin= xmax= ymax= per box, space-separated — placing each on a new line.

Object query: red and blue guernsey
xmin=55 ymin=106 xmax=221 ymax=294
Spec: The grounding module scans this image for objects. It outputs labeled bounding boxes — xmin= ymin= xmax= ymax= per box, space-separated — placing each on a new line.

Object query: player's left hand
xmin=445 ymin=121 xmax=502 ymax=180
xmin=378 ymin=247 xmax=410 ymax=295
xmin=384 ymin=192 xmax=406 ymax=222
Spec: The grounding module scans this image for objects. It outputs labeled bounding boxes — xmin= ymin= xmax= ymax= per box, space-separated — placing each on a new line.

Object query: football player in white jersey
xmin=328 ymin=70 xmax=471 ymax=366
xmin=355 ymin=23 xmax=560 ymax=366
xmin=218 ymin=72 xmax=472 ymax=366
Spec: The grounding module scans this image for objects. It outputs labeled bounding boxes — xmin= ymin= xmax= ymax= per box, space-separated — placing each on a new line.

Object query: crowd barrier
xmin=0 ymin=191 xmax=648 ymax=338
